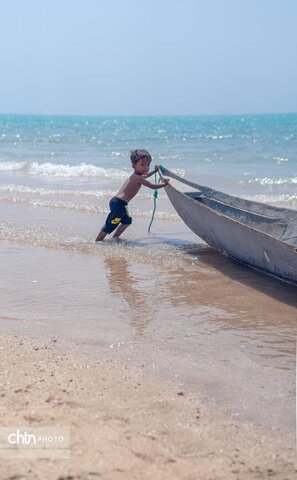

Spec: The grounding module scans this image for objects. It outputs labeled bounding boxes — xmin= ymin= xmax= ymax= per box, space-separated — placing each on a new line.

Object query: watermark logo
xmin=0 ymin=427 xmax=69 ymax=458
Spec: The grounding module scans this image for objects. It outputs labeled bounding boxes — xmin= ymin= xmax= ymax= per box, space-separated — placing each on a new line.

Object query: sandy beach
xmin=0 ymin=333 xmax=296 ymax=480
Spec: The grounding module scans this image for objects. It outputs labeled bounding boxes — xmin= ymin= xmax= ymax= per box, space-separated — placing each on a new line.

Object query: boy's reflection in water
xmin=104 ymin=256 xmax=155 ymax=338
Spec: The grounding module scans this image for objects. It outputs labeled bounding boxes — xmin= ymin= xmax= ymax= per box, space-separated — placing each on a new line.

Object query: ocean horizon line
xmin=0 ymin=111 xmax=296 ymax=119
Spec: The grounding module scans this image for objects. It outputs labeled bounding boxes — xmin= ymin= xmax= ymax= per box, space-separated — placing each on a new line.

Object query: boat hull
xmin=165 ymin=184 xmax=297 ymax=286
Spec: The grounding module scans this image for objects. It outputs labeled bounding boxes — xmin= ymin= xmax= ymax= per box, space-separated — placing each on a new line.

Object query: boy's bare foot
xmin=95 ymin=231 xmax=107 ymax=242
xmin=112 ymin=224 xmax=129 ymax=239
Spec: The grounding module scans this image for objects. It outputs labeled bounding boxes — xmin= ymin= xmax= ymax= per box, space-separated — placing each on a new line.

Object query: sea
xmin=0 ymin=113 xmax=296 ymax=434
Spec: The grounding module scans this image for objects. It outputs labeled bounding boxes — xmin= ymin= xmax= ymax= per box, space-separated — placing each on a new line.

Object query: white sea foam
xmin=0 ymin=194 xmax=177 ymax=219
xmin=272 ymin=156 xmax=289 ymax=164
xmin=205 ymin=134 xmax=233 ymax=140
xmin=244 ymin=194 xmax=297 ymax=208
xmin=111 ymin=151 xmax=126 ymax=157
xmin=0 ymin=161 xmax=27 ymax=172
xmin=0 ymin=184 xmax=115 ymax=198
xmin=0 ymin=224 xmax=188 ymax=267
xmin=29 ymin=162 xmax=129 ymax=179
xmin=0 ymin=184 xmax=165 ymax=200
xmin=240 ymin=176 xmax=297 ymax=186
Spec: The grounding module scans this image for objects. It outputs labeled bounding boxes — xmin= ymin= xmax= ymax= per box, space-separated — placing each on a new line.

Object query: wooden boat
xmin=160 ymin=166 xmax=297 ymax=286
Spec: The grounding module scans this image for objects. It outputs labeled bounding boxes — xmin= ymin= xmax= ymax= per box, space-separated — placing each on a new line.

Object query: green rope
xmin=159 ymin=164 xmax=165 ymax=175
xmin=148 ymin=172 xmax=160 ymax=233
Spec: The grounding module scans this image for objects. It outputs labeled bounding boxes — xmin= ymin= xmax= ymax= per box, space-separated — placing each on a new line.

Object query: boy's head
xmin=130 ymin=149 xmax=152 ymax=174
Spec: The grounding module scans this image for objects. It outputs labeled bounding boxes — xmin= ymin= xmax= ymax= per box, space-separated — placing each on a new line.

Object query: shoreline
xmin=0 ymin=333 xmax=296 ymax=480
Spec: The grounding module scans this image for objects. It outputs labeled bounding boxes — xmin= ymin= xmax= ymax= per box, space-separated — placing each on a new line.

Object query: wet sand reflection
xmin=104 ymin=256 xmax=159 ymax=338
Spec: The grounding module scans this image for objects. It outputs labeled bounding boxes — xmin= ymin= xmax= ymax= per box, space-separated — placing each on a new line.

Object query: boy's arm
xmin=139 ymin=176 xmax=169 ymax=190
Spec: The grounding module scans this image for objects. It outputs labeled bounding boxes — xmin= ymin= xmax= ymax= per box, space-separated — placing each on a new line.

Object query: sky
xmin=0 ymin=0 xmax=296 ymax=116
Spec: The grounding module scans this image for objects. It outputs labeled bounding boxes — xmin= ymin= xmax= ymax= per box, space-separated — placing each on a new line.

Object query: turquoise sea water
xmin=0 ymin=112 xmax=296 ymax=249
xmin=0 ymin=113 xmax=296 ymax=205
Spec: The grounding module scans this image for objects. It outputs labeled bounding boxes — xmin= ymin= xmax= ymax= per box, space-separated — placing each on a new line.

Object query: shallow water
xmin=0 ymin=201 xmax=296 ymax=432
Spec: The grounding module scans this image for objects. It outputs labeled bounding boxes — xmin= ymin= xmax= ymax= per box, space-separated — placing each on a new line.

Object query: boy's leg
xmin=95 ymin=230 xmax=107 ymax=242
xmin=95 ymin=198 xmax=122 ymax=241
xmin=113 ymin=211 xmax=132 ymax=238
xmin=112 ymin=224 xmax=130 ymax=239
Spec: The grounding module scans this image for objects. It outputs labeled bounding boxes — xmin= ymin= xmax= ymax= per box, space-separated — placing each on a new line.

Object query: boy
xmin=96 ymin=149 xmax=169 ymax=241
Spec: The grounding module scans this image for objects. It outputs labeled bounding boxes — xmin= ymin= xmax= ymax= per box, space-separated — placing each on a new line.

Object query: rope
xmin=148 ymin=171 xmax=161 ymax=233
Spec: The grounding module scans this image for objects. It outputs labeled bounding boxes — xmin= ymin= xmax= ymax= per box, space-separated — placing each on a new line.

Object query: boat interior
xmin=185 ymin=191 xmax=297 ymax=246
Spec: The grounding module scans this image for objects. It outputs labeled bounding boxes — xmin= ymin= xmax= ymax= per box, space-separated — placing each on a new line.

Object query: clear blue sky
xmin=0 ymin=0 xmax=296 ymax=115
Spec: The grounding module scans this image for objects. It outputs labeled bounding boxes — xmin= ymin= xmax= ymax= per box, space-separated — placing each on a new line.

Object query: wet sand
xmin=0 ymin=334 xmax=296 ymax=480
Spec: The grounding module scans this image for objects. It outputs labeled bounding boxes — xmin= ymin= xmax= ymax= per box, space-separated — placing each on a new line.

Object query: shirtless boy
xmin=95 ymin=149 xmax=169 ymax=241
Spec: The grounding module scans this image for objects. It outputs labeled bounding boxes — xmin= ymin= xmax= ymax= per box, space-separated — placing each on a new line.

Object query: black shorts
xmin=102 ymin=197 xmax=132 ymax=234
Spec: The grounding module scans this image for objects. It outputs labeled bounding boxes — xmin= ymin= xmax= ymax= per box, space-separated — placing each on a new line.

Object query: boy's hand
xmin=164 ymin=178 xmax=170 ymax=185
xmin=154 ymin=164 xmax=160 ymax=172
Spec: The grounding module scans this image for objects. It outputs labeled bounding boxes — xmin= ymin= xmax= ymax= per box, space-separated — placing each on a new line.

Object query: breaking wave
xmin=0 ymin=161 xmax=129 ymax=179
